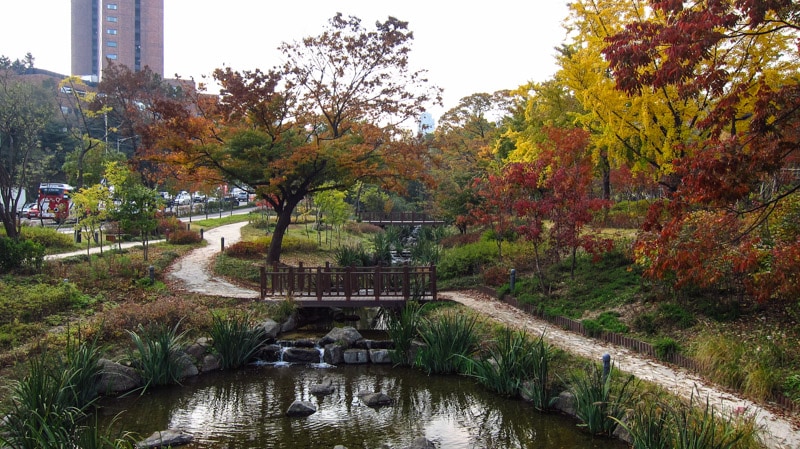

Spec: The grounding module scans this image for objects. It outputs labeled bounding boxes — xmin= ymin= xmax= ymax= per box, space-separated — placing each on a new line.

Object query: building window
xmin=108 ymin=16 xmax=118 ymax=22
xmin=107 ymin=41 xmax=117 ymax=47
xmin=107 ymin=28 xmax=117 ymax=35
xmin=107 ymin=54 xmax=118 ymax=60
xmin=107 ymin=3 xmax=118 ymax=9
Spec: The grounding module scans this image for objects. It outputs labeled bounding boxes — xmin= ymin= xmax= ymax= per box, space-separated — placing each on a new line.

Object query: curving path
xmin=164 ymin=222 xmax=799 ymax=449
xmin=166 ymin=221 xmax=259 ymax=299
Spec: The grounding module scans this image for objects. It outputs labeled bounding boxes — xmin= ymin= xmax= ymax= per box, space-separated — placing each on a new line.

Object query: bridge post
xmin=288 ymin=266 xmax=295 ymax=295
xmin=430 ymin=264 xmax=437 ymax=301
xmin=316 ymin=267 xmax=323 ymax=301
xmin=344 ymin=266 xmax=353 ymax=301
xmin=374 ymin=265 xmax=382 ymax=300
xmin=260 ymin=266 xmax=266 ymax=299
xmin=403 ymin=263 xmax=411 ymax=299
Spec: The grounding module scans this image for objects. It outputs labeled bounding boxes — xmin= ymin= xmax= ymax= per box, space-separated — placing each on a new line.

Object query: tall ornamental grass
xmin=209 ymin=312 xmax=268 ymax=369
xmin=385 ymin=301 xmax=425 ymax=366
xmin=0 ymin=337 xmax=106 ymax=449
xmin=568 ymin=362 xmax=637 ymax=436
xmin=415 ymin=311 xmax=480 ymax=375
xmin=126 ymin=321 xmax=187 ymax=389
xmin=463 ymin=328 xmax=551 ymax=404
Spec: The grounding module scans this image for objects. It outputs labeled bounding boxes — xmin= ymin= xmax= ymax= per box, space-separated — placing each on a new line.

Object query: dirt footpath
xmin=166 ymin=221 xmax=259 ymax=299
xmin=439 ymin=290 xmax=800 ymax=449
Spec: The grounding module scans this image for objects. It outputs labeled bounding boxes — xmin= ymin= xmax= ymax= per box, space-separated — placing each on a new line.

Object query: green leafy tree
xmin=0 ymin=60 xmax=54 ymax=239
xmin=105 ymin=161 xmax=162 ymax=260
xmin=71 ymin=182 xmax=112 ymax=257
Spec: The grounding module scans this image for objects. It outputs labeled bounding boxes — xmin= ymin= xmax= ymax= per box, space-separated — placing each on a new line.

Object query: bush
xmin=281 ymin=236 xmax=318 ymax=253
xmin=225 ymin=241 xmax=264 ymax=259
xmin=334 ymin=244 xmax=372 ymax=267
xmin=438 ymin=240 xmax=498 ymax=280
xmin=158 ymin=215 xmax=184 ymax=236
xmin=481 ymin=265 xmax=509 ymax=287
xmin=0 ymin=237 xmax=44 ymax=273
xmin=657 ymin=303 xmax=695 ymax=329
xmin=654 ymin=337 xmax=680 ymax=360
xmin=0 ymin=281 xmax=85 ymax=325
xmin=168 ymin=229 xmax=202 ymax=244
xmin=21 ymin=226 xmax=74 ymax=249
xmin=582 ymin=311 xmax=629 ymax=337
xmin=633 ymin=312 xmax=658 ymax=335
xmin=385 ymin=301 xmax=425 ymax=366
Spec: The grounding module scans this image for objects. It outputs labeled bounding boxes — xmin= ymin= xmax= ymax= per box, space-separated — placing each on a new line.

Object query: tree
xmin=72 ymin=182 xmax=112 ymax=258
xmin=0 ymin=61 xmax=54 ymax=239
xmin=603 ymin=0 xmax=800 ymax=301
xmin=149 ymin=14 xmax=441 ymax=263
xmin=105 ymin=162 xmax=162 ymax=261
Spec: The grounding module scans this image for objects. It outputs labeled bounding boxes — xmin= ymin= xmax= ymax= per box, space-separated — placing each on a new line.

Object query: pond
xmin=98 ymin=363 xmax=628 ymax=449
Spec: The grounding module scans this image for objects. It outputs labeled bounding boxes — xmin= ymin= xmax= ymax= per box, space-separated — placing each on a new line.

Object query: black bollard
xmin=221 ymin=237 xmax=225 ymax=252
xmin=148 ymin=265 xmax=155 ymax=284
xmin=510 ymin=268 xmax=516 ymax=292
xmin=602 ymin=353 xmax=611 ymax=382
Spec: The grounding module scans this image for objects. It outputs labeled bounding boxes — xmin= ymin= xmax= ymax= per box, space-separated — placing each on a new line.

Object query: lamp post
xmin=116 ymin=136 xmax=136 ymax=153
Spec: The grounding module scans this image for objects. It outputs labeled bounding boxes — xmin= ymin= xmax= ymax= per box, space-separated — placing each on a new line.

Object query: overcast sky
xmin=0 ymin=1 xmax=570 ymax=120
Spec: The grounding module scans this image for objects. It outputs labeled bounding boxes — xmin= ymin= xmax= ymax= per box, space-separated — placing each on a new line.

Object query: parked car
xmin=158 ymin=191 xmax=174 ymax=207
xmin=174 ymin=191 xmax=191 ymax=206
xmin=19 ymin=202 xmax=36 ymax=218
xmin=192 ymin=192 xmax=207 ymax=203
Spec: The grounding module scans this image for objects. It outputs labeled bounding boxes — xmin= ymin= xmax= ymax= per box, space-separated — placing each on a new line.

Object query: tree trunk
xmin=266 ymin=197 xmax=302 ymax=264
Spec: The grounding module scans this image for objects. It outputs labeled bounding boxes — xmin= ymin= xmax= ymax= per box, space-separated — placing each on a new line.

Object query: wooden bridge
xmin=259 ymin=262 xmax=437 ymax=308
xmin=358 ymin=211 xmax=446 ymax=227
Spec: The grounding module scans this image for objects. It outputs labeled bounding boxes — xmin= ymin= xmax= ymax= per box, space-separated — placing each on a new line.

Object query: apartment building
xmin=71 ymin=0 xmax=164 ymax=81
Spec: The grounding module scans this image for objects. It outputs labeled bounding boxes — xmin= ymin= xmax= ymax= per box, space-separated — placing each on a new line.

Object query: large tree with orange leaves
xmin=148 ymin=14 xmax=441 ymax=263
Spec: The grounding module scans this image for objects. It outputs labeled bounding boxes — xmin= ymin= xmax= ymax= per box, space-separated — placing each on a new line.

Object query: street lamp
xmin=116 ymin=136 xmax=136 ymax=153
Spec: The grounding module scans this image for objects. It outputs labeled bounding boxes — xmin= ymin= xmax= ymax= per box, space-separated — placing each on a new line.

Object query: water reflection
xmin=99 ymin=364 xmax=626 ymax=449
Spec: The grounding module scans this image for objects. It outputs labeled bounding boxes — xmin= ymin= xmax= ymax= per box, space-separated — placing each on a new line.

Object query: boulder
xmin=319 ymin=327 xmax=363 ymax=347
xmin=283 ymin=347 xmax=322 ymax=363
xmin=309 ymin=378 xmax=336 ymax=396
xmin=553 ymin=391 xmax=576 ymax=416
xmin=260 ymin=319 xmax=282 ymax=339
xmin=184 ymin=337 xmax=212 ymax=361
xmin=201 ymin=353 xmax=221 ymax=372
xmin=369 ymin=349 xmax=392 ymax=364
xmin=343 ymin=348 xmax=368 ymax=364
xmin=258 ymin=344 xmax=283 ymax=362
xmin=96 ymin=358 xmax=141 ymax=395
xmin=136 ymin=428 xmax=193 ymax=448
xmin=324 ymin=344 xmax=343 ymax=365
xmin=286 ymin=400 xmax=317 ymax=417
xmin=358 ymin=391 xmax=393 ymax=407
xmin=176 ymin=352 xmax=199 ymax=378
xmin=280 ymin=314 xmax=298 ymax=333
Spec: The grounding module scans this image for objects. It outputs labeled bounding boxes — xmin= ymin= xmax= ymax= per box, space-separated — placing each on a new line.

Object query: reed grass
xmin=415 ymin=311 xmax=480 ymax=375
xmin=126 ymin=321 xmax=187 ymax=389
xmin=385 ymin=301 xmax=425 ymax=366
xmin=568 ymin=362 xmax=637 ymax=436
xmin=209 ymin=312 xmax=267 ymax=369
xmin=463 ymin=327 xmax=551 ymax=406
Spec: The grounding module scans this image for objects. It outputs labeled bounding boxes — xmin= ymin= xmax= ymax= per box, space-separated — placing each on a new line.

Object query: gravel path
xmin=439 ymin=290 xmax=800 ymax=449
xmin=166 ymin=221 xmax=259 ymax=299
xmin=163 ymin=221 xmax=799 ymax=448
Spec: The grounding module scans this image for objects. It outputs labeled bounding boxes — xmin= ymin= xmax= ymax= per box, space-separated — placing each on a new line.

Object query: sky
xmin=0 ymin=1 xmax=571 ymax=121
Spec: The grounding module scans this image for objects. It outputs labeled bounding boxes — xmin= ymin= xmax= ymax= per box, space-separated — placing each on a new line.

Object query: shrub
xmin=99 ymin=297 xmax=210 ymax=341
xmin=582 ymin=312 xmax=629 ymax=338
xmin=481 ymin=265 xmax=508 ymax=287
xmin=439 ymin=231 xmax=480 ymax=248
xmin=209 ymin=312 xmax=267 ymax=370
xmin=0 ymin=281 xmax=85 ymax=325
xmin=633 ymin=312 xmax=658 ymax=335
xmin=438 ymin=240 xmax=498 ymax=280
xmin=168 ymin=229 xmax=202 ymax=244
xmin=415 ymin=311 xmax=480 ymax=375
xmin=654 ymin=337 xmax=680 ymax=360
xmin=157 ymin=215 xmax=184 ymax=236
xmin=783 ymin=373 xmax=800 ymax=403
xmin=334 ymin=244 xmax=372 ymax=267
xmin=0 ymin=237 xmax=44 ymax=273
xmin=21 ymin=226 xmax=74 ymax=249
xmin=225 ymin=241 xmax=264 ymax=259
xmin=281 ymin=236 xmax=318 ymax=253
xmin=657 ymin=303 xmax=695 ymax=329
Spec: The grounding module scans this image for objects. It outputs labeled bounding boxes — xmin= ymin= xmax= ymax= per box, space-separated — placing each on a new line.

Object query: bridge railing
xmin=259 ymin=262 xmax=437 ymax=302
xmin=357 ymin=211 xmax=444 ymax=225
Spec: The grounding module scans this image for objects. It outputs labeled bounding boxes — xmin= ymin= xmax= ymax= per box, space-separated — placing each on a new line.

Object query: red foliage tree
xmin=604 ymin=0 xmax=800 ymax=301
